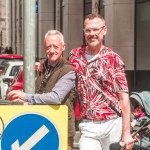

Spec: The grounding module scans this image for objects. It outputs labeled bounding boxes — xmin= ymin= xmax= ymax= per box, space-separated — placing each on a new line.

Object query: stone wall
xmin=0 ymin=0 xmax=6 ymax=48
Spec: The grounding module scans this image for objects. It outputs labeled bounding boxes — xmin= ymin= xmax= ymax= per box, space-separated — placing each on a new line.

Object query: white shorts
xmin=78 ymin=117 xmax=122 ymax=150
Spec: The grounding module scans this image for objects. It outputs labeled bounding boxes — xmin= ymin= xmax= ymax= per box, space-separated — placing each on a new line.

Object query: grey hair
xmin=44 ymin=30 xmax=64 ymax=45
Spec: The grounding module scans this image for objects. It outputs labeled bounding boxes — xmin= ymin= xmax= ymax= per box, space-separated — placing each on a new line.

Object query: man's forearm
xmin=121 ymin=98 xmax=131 ymax=136
xmin=119 ymin=93 xmax=131 ymax=136
xmin=24 ymin=71 xmax=76 ymax=104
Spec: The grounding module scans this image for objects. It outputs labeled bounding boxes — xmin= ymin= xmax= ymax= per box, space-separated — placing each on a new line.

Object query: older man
xmin=7 ymin=30 xmax=77 ymax=150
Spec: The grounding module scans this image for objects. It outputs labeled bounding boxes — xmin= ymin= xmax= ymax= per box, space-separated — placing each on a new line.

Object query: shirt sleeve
xmin=114 ymin=55 xmax=128 ymax=93
xmin=24 ymin=70 xmax=76 ymax=104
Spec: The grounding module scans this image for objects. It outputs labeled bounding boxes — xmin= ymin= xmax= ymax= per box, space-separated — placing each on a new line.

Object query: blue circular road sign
xmin=1 ymin=113 xmax=60 ymax=150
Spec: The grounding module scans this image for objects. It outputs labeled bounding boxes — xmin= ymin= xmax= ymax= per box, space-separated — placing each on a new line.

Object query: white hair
xmin=44 ymin=30 xmax=64 ymax=44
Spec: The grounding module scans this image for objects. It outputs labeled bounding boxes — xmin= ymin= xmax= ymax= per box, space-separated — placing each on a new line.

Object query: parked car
xmin=0 ymin=54 xmax=23 ymax=70
xmin=0 ymin=61 xmax=24 ymax=100
xmin=6 ymin=62 xmax=39 ymax=99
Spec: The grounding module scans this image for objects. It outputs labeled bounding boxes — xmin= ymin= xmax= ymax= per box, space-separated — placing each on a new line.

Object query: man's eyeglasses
xmin=83 ymin=26 xmax=105 ymax=34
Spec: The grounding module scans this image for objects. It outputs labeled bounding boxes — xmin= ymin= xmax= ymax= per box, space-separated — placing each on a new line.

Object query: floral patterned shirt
xmin=68 ymin=45 xmax=129 ymax=120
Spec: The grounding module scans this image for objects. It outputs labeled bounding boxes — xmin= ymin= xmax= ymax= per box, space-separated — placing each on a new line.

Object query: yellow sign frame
xmin=0 ymin=105 xmax=68 ymax=150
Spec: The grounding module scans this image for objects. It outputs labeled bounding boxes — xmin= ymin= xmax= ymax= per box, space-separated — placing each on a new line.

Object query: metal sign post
xmin=23 ymin=0 xmax=36 ymax=93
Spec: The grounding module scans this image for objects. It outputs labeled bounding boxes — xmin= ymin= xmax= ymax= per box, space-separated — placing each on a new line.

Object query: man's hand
xmin=7 ymin=90 xmax=26 ymax=102
xmin=122 ymin=133 xmax=134 ymax=150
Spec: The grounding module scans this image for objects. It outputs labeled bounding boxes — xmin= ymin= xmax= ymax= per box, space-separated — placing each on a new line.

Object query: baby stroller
xmin=130 ymin=91 xmax=150 ymax=150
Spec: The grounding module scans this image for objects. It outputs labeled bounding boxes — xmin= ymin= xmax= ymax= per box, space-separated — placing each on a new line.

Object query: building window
xmin=135 ymin=0 xmax=150 ymax=91
xmin=84 ymin=0 xmax=92 ymax=19
xmin=84 ymin=0 xmax=105 ymax=18
xmin=99 ymin=0 xmax=105 ymax=17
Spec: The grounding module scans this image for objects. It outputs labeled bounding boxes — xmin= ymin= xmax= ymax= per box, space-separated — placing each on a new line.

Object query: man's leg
xmin=78 ymin=121 xmax=102 ymax=150
xmin=78 ymin=118 xmax=122 ymax=150
xmin=68 ymin=136 xmax=74 ymax=150
xmin=101 ymin=117 xmax=122 ymax=150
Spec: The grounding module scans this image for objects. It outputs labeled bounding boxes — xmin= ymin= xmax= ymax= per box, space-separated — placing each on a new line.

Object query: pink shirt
xmin=68 ymin=45 xmax=128 ymax=120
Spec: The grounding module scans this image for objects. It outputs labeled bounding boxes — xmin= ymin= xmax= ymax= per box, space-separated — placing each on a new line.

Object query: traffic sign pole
xmin=23 ymin=0 xmax=36 ymax=93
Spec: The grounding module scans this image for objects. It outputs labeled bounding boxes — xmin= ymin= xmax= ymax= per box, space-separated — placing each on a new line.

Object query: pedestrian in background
xmin=5 ymin=46 xmax=9 ymax=54
xmin=68 ymin=13 xmax=134 ymax=150
xmin=8 ymin=47 xmax=13 ymax=54
xmin=7 ymin=30 xmax=77 ymax=150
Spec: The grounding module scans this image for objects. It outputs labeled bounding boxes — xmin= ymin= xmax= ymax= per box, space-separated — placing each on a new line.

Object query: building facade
xmin=0 ymin=0 xmax=150 ymax=92
xmin=0 ymin=0 xmax=6 ymax=52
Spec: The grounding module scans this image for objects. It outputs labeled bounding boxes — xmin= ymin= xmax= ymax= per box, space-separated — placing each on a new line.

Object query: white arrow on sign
xmin=11 ymin=125 xmax=50 ymax=150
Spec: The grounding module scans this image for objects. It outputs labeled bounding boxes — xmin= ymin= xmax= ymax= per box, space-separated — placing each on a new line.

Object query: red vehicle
xmin=0 ymin=54 xmax=23 ymax=70
xmin=0 ymin=54 xmax=23 ymax=59
xmin=6 ymin=63 xmax=39 ymax=99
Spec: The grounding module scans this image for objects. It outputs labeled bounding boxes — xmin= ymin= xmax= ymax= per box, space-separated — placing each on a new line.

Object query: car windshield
xmin=2 ymin=64 xmax=21 ymax=76
xmin=11 ymin=67 xmax=23 ymax=85
xmin=9 ymin=66 xmax=20 ymax=76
